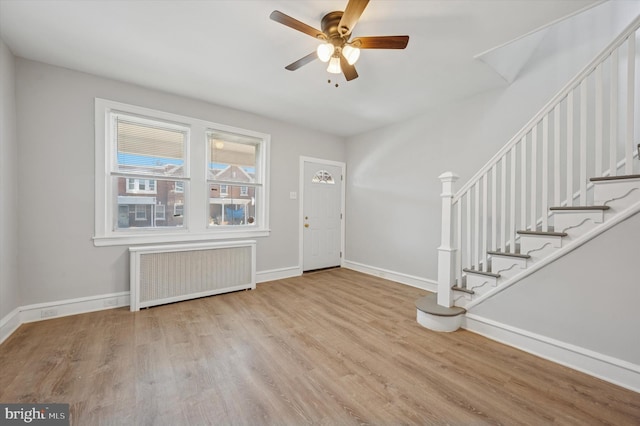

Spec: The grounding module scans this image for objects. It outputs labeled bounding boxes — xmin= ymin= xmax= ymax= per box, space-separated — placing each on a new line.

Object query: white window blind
xmin=115 ymin=117 xmax=187 ymax=177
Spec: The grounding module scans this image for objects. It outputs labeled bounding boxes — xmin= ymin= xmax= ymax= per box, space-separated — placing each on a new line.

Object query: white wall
xmin=470 ymin=211 xmax=640 ymax=366
xmin=15 ymin=58 xmax=345 ymax=306
xmin=0 ymin=39 xmax=20 ymax=320
xmin=344 ymin=2 xmax=640 ymax=282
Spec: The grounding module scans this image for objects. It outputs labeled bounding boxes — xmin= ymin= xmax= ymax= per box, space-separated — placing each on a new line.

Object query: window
xmin=155 ymin=204 xmax=165 ymax=221
xmin=126 ymin=179 xmax=157 ymax=194
xmin=312 ymin=170 xmax=335 ymax=184
xmin=134 ymin=205 xmax=147 ymax=221
xmin=207 ymin=131 xmax=263 ymax=227
xmin=94 ymin=99 xmax=270 ymax=246
xmin=174 ymin=203 xmax=184 ymax=217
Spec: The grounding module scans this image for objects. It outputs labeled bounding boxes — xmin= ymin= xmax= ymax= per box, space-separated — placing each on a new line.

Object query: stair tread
xmin=486 ymin=250 xmax=530 ymax=259
xmin=590 ymin=174 xmax=640 ymax=182
xmin=517 ymin=230 xmax=568 ymax=237
xmin=415 ymin=293 xmax=466 ymax=316
xmin=550 ymin=205 xmax=610 ymax=211
xmin=451 ymin=285 xmax=475 ymax=295
xmin=462 ymin=268 xmax=500 ymax=278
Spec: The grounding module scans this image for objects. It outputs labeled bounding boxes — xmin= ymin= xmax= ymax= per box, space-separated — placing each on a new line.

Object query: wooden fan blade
xmin=338 ymin=0 xmax=369 ymax=36
xmin=285 ymin=52 xmax=318 ymax=71
xmin=270 ymin=10 xmax=326 ymax=40
xmin=340 ymin=55 xmax=359 ymax=81
xmin=352 ymin=36 xmax=409 ymax=49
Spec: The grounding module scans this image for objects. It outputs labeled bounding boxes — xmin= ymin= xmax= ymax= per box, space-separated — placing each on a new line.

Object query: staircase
xmin=450 ymin=173 xmax=639 ymax=309
xmin=416 ymin=15 xmax=640 ymax=332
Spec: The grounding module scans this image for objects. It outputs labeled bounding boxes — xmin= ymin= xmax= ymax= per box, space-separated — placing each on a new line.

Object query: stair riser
xmin=593 ymin=179 xmax=640 ymax=209
xmin=519 ymin=234 xmax=563 ymax=255
xmin=553 ymin=210 xmax=604 ymax=235
xmin=416 ymin=309 xmax=463 ymax=332
xmin=453 ymin=294 xmax=470 ymax=307
xmin=466 ymin=274 xmax=498 ymax=296
xmin=490 ymin=256 xmax=528 ymax=279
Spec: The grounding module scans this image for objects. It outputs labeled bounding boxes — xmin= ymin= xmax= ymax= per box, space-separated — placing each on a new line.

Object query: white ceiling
xmin=0 ymin=0 xmax=602 ymax=137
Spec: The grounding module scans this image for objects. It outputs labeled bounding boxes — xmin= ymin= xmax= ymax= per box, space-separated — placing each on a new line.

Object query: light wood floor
xmin=1 ymin=268 xmax=638 ymax=425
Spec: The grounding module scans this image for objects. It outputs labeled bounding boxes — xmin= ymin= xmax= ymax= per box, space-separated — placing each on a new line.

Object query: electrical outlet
xmin=103 ymin=298 xmax=117 ymax=307
xmin=41 ymin=309 xmax=58 ymax=318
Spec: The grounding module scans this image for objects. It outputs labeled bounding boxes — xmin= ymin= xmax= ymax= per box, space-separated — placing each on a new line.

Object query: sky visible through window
xmin=118 ymin=153 xmax=255 ymax=174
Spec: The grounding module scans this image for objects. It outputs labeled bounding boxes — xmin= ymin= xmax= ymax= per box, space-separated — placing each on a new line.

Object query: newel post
xmin=437 ymin=172 xmax=459 ymax=308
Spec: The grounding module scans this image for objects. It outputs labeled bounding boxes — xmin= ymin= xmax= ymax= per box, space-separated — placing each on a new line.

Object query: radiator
xmin=129 ymin=241 xmax=256 ymax=311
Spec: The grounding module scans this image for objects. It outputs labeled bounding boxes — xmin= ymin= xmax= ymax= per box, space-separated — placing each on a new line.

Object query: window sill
xmin=93 ymin=229 xmax=270 ymax=247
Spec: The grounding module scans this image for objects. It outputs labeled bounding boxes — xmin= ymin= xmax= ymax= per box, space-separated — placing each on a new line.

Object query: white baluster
xmin=437 ymin=172 xmax=459 ymax=308
xmin=521 ymin=136 xmax=528 ymax=230
xmin=595 ymin=64 xmax=603 ymax=178
xmin=510 ymin=147 xmax=517 ymax=253
xmin=482 ymin=174 xmax=488 ymax=271
xmin=626 ymin=35 xmax=635 ymax=175
xmin=567 ymin=92 xmax=574 ymax=206
xmin=456 ymin=199 xmax=462 ymax=287
xmin=491 ymin=164 xmax=497 ymax=252
xmin=610 ymin=49 xmax=619 ymax=177
xmin=466 ymin=191 xmax=471 ymax=271
xmin=500 ymin=157 xmax=507 ymax=249
xmin=580 ymin=79 xmax=588 ymax=205
xmin=554 ymin=105 xmax=561 ymax=206
xmin=542 ymin=115 xmax=549 ymax=231
xmin=531 ymin=127 xmax=538 ymax=231
xmin=474 ymin=182 xmax=480 ymax=269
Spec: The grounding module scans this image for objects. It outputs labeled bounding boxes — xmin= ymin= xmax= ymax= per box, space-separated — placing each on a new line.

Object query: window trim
xmin=94 ymin=98 xmax=270 ymax=246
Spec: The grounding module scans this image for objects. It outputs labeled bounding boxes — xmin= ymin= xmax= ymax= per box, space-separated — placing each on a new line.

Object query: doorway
xmin=300 ymin=157 xmax=345 ymax=272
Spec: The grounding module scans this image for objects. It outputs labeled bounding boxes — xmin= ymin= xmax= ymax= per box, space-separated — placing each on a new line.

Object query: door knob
xmin=304 ymin=224 xmax=309 ymax=228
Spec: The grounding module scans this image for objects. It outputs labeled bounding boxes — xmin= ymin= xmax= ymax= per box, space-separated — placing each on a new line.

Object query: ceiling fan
xmin=270 ymin=0 xmax=409 ymax=82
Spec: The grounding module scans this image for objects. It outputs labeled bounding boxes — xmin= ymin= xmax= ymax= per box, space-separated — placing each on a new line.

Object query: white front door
xmin=302 ymin=160 xmax=343 ymax=271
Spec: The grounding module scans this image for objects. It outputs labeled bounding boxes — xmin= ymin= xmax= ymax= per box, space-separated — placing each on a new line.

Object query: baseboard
xmin=1 ymin=265 xmax=303 ymax=344
xmin=464 ymin=313 xmax=640 ymax=393
xmin=0 ymin=307 xmax=21 ymax=345
xmin=342 ymin=260 xmax=437 ymax=292
xmin=256 ymin=266 xmax=301 ymax=283
xmin=0 ymin=292 xmax=130 ymax=345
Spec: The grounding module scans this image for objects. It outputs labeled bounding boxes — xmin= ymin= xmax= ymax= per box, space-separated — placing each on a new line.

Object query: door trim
xmin=299 ymin=156 xmax=346 ymax=273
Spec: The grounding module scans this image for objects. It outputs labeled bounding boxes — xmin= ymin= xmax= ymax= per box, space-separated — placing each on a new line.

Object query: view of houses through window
xmin=111 ymin=110 xmax=262 ymax=231
xmin=114 ymin=116 xmax=187 ymax=230
xmin=117 ymin=177 xmax=185 ymax=229
xmin=207 ymin=131 xmax=260 ymax=227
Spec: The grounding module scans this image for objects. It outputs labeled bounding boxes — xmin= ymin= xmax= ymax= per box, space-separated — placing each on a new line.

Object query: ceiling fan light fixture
xmin=317 ymin=43 xmax=334 ymax=62
xmin=327 ymin=56 xmax=342 ymax=74
xmin=342 ymin=44 xmax=360 ymax=65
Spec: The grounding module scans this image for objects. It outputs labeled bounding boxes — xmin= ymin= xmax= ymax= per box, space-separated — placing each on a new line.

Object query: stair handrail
xmin=437 ymin=13 xmax=640 ymax=308
xmin=452 ymin=14 xmax=640 ymax=203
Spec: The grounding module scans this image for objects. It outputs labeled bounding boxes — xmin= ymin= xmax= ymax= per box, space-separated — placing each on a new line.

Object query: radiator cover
xmin=129 ymin=241 xmax=256 ymax=311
